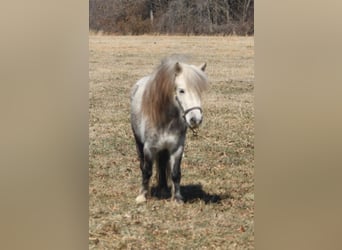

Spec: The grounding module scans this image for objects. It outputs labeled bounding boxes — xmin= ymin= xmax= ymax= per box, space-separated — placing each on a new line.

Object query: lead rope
xmin=190 ymin=127 xmax=199 ymax=137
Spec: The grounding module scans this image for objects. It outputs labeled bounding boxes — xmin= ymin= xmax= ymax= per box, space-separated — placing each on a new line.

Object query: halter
xmin=175 ymin=95 xmax=202 ymax=136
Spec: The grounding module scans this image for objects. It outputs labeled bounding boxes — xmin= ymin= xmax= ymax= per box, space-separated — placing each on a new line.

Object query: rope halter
xmin=175 ymin=95 xmax=202 ymax=136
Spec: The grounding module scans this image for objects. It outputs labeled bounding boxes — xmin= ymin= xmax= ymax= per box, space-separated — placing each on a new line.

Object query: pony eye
xmin=179 ymin=89 xmax=185 ymax=94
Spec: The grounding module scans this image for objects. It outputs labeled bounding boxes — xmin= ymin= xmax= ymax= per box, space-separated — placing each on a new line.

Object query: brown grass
xmin=89 ymin=35 xmax=254 ymax=249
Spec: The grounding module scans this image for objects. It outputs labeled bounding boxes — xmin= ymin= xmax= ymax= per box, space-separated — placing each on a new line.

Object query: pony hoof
xmin=136 ymin=194 xmax=147 ymax=203
xmin=175 ymin=199 xmax=184 ymax=204
xmin=173 ymin=195 xmax=184 ymax=204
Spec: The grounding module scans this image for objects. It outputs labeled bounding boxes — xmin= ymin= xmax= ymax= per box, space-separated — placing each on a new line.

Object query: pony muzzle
xmin=183 ymin=107 xmax=203 ymax=129
xmin=175 ymin=95 xmax=203 ymax=128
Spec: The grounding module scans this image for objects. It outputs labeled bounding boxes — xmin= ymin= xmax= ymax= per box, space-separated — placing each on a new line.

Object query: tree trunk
xmin=243 ymin=0 xmax=251 ymax=22
xmin=207 ymin=0 xmax=213 ymax=33
xmin=225 ymin=0 xmax=230 ymax=23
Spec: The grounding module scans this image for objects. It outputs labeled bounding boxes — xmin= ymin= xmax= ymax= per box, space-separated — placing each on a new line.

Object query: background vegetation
xmin=89 ymin=0 xmax=254 ymax=35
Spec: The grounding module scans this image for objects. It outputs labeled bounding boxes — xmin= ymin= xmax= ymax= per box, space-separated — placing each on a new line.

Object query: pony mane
xmin=181 ymin=64 xmax=209 ymax=98
xmin=141 ymin=55 xmax=208 ymax=127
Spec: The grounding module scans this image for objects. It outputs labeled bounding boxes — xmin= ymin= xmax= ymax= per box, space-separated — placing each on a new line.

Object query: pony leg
xmin=170 ymin=146 xmax=184 ymax=203
xmin=156 ymin=149 xmax=170 ymax=194
xmin=136 ymin=147 xmax=153 ymax=203
xmin=132 ymin=132 xmax=145 ymax=202
xmin=133 ymin=131 xmax=144 ymax=164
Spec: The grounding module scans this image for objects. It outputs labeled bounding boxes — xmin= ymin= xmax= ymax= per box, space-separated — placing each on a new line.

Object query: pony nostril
xmin=190 ymin=117 xmax=202 ymax=126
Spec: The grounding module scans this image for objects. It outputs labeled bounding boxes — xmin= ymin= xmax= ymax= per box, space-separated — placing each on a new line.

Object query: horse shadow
xmin=151 ymin=184 xmax=229 ymax=204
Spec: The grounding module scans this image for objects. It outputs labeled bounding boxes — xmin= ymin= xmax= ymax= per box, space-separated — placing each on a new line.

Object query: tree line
xmin=90 ymin=0 xmax=254 ymax=35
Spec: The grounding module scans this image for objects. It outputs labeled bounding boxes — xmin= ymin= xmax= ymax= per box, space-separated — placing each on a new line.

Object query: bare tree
xmin=89 ymin=0 xmax=254 ymax=35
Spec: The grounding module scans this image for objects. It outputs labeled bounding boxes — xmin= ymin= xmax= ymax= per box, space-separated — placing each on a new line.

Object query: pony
xmin=130 ymin=55 xmax=209 ymax=203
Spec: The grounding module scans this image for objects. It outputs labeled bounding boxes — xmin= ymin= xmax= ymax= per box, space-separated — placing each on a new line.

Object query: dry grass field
xmin=89 ymin=35 xmax=254 ymax=249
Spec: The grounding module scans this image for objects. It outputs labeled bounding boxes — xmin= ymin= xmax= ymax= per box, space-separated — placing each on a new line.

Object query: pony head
xmin=141 ymin=56 xmax=208 ymax=129
xmin=174 ymin=62 xmax=208 ymax=129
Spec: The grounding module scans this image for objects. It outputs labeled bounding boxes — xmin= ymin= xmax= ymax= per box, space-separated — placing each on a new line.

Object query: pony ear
xmin=199 ymin=62 xmax=207 ymax=71
xmin=175 ymin=62 xmax=182 ymax=75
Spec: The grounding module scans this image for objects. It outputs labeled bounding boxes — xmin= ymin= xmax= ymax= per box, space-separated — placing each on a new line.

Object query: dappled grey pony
xmin=130 ymin=55 xmax=209 ymax=203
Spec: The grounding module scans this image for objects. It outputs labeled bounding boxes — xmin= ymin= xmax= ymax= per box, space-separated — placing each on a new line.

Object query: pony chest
xmin=154 ymin=132 xmax=179 ymax=150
